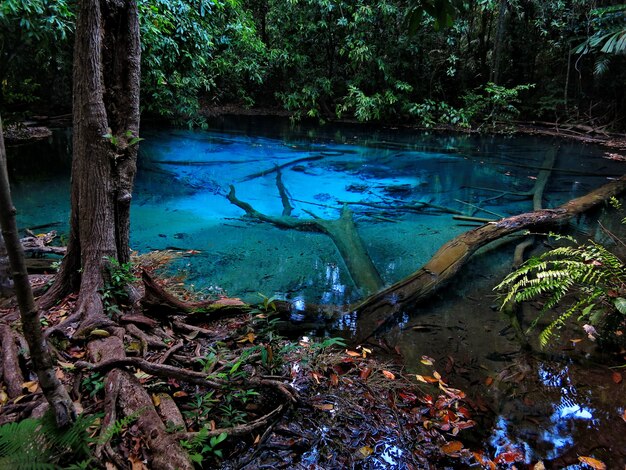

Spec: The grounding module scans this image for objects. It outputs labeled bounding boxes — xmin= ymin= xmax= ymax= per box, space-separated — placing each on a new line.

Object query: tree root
xmin=74 ymin=356 xmax=298 ymax=403
xmin=0 ymin=324 xmax=25 ymax=397
xmin=89 ymin=335 xmax=194 ymax=469
xmin=176 ymin=403 xmax=285 ymax=440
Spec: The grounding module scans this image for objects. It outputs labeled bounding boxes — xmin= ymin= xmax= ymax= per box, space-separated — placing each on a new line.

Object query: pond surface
xmin=6 ymin=117 xmax=626 ymax=467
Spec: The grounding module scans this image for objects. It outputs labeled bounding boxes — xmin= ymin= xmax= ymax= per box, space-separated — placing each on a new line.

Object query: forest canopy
xmin=1 ymin=0 xmax=625 ymax=129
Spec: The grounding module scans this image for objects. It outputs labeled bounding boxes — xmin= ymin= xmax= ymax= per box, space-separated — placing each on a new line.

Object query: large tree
xmin=40 ymin=0 xmax=141 ymax=335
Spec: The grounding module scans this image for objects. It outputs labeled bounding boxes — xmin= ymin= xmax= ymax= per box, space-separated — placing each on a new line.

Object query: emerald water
xmin=6 ymin=118 xmax=626 ymax=466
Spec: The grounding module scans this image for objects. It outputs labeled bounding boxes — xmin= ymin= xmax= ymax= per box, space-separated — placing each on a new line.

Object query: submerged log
xmin=354 ymin=174 xmax=626 ymax=341
xmin=227 ymin=177 xmax=384 ymax=294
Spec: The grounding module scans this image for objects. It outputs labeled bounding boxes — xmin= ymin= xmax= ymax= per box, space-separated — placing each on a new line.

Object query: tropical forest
xmin=1 ymin=0 xmax=626 ymax=468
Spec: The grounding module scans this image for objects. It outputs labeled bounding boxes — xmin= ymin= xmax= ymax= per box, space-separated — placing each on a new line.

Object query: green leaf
xmin=614 ymin=297 xmax=626 ymax=314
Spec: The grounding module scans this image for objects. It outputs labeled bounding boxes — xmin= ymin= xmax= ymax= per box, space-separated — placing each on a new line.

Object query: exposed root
xmin=0 ymin=324 xmax=25 ymax=397
xmin=176 ymin=403 xmax=285 ymax=440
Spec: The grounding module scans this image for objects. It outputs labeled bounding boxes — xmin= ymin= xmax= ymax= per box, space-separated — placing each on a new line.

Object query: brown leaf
xmin=330 ymin=373 xmax=339 ymax=386
xmin=441 ymin=441 xmax=463 ymax=455
xmin=313 ymin=403 xmax=334 ymax=411
xmin=578 ymin=456 xmax=606 ymax=469
xmin=355 ymin=446 xmax=374 ymax=460
xmin=172 ymin=391 xmax=188 ymax=398
xmin=611 ymin=371 xmax=622 ymax=384
xmin=236 ymin=332 xmax=256 ymax=344
xmin=415 ymin=374 xmax=439 ymax=383
xmin=495 ymin=449 xmax=525 ymax=464
xmin=345 ymin=350 xmax=361 ymax=357
xmin=22 ymin=381 xmax=39 ymax=393
xmin=382 ymin=370 xmax=396 ymax=380
xmin=129 ymin=454 xmax=148 ymax=470
xmin=485 ymin=376 xmax=494 ymax=386
xmin=360 ymin=367 xmax=372 ymax=380
xmin=311 ymin=371 xmax=323 ymax=384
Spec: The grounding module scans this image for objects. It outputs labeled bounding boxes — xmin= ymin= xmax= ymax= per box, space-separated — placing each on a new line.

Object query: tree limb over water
xmin=354 ymin=173 xmax=626 ymax=342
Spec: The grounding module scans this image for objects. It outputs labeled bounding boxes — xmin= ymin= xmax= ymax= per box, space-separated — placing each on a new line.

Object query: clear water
xmin=10 ymin=118 xmax=619 ymax=304
xmin=6 ymin=117 xmax=625 ymax=466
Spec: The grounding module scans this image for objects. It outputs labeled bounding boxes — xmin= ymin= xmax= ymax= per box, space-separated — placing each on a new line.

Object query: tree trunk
xmin=355 ymin=174 xmax=626 ymax=341
xmin=491 ymin=0 xmax=508 ymax=84
xmin=0 ymin=117 xmax=75 ymax=426
xmin=40 ymin=0 xmax=141 ymax=336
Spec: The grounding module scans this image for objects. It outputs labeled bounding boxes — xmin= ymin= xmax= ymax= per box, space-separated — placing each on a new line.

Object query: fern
xmin=495 ymin=237 xmax=626 ymax=348
xmin=0 ymin=412 xmax=96 ymax=469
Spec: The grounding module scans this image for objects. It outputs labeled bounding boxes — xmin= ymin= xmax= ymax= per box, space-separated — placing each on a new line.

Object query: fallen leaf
xmin=433 ymin=371 xmax=442 ymax=380
xmin=345 ymin=350 xmax=361 ymax=357
xmin=172 ymin=391 xmax=188 ymax=398
xmin=495 ymin=449 xmax=525 ymax=464
xmin=253 ymin=434 xmax=261 ymax=445
xmin=472 ymin=451 xmax=490 ymax=467
xmin=330 ymin=373 xmax=339 ymax=386
xmin=311 ymin=371 xmax=323 ymax=384
xmin=360 ymin=367 xmax=372 ymax=380
xmin=415 ymin=374 xmax=439 ymax=383
xmin=382 ymin=370 xmax=396 ymax=380
xmin=571 ymin=338 xmax=583 ymax=344
xmin=420 ymin=355 xmax=435 ymax=366
xmin=151 ymin=394 xmax=161 ymax=407
xmin=69 ymin=349 xmax=86 ymax=359
xmin=313 ymin=403 xmax=334 ymax=411
xmin=355 ymin=446 xmax=374 ymax=459
xmin=129 ymin=454 xmax=148 ymax=470
xmin=531 ymin=461 xmax=546 ymax=470
xmin=236 ymin=332 xmax=256 ymax=344
xmin=134 ymin=371 xmax=152 ymax=381
xmin=441 ymin=441 xmax=463 ymax=454
xmin=89 ymin=329 xmax=110 ymax=338
xmin=578 ymin=456 xmax=606 ymax=469
xmin=612 ymin=371 xmax=623 ymax=384
xmin=0 ymin=390 xmax=8 ymax=406
xmin=361 ymin=347 xmax=372 ymax=357
xmin=57 ymin=361 xmax=75 ymax=370
xmin=485 ymin=376 xmax=494 ymax=386
xmin=22 ymin=381 xmax=39 ymax=393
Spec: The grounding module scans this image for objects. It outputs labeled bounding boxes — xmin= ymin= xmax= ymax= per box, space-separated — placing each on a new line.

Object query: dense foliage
xmin=1 ymin=0 xmax=625 ymax=129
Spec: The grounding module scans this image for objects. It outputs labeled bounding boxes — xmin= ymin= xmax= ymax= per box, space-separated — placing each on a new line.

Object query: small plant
xmin=81 ymin=372 xmax=105 ymax=398
xmin=496 ymin=233 xmax=626 ymax=348
xmin=0 ymin=411 xmax=96 ymax=468
xmin=182 ymin=391 xmax=218 ymax=429
xmin=101 ymin=256 xmax=137 ymax=316
xmin=180 ymin=428 xmax=228 ymax=465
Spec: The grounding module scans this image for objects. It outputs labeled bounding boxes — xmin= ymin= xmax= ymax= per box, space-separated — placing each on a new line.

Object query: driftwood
xmin=20 ymin=231 xmax=65 ymax=256
xmin=354 ymin=174 xmax=626 ymax=342
xmin=240 ymin=155 xmax=324 ymax=182
xmin=141 ymin=270 xmax=248 ymax=316
xmin=227 ymin=169 xmax=384 ymax=294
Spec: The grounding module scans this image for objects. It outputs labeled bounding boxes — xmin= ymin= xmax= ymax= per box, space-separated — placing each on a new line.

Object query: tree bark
xmin=39 ymin=0 xmax=141 ymax=336
xmin=354 ymin=174 xmax=626 ymax=342
xmin=0 ymin=117 xmax=75 ymax=426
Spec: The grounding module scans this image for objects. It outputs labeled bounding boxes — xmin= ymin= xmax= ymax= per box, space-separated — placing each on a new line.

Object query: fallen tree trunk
xmin=354 ymin=174 xmax=626 ymax=342
xmin=227 ymin=170 xmax=384 ymax=295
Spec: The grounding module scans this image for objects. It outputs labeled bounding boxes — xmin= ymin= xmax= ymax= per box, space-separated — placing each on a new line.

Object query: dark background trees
xmin=1 ymin=0 xmax=624 ymax=129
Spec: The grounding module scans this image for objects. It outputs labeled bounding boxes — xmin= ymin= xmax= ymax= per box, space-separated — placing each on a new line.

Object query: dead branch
xmin=240 ymin=155 xmax=324 ymax=182
xmin=177 ymin=404 xmax=285 ymax=440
